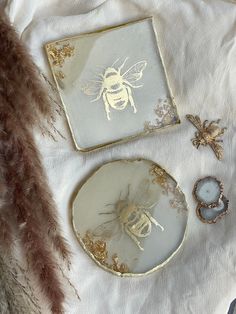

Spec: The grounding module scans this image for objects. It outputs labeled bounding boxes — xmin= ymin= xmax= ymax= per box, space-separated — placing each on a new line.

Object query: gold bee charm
xmin=186 ymin=114 xmax=227 ymax=160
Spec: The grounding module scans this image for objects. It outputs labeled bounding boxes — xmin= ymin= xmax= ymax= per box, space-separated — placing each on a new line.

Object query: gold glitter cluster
xmin=150 ymin=165 xmax=168 ymax=188
xmin=47 ymin=43 xmax=75 ymax=67
xmin=150 ymin=165 xmax=187 ymax=212
xmin=144 ymin=98 xmax=178 ymax=132
xmin=55 ymin=70 xmax=65 ymax=80
xmin=82 ymin=231 xmax=129 ymax=274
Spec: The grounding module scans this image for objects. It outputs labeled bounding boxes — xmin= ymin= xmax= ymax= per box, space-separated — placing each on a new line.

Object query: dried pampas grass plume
xmin=0 ymin=11 xmax=76 ymax=313
xmin=0 ymin=254 xmax=42 ymax=314
xmin=0 ymin=212 xmax=41 ymax=313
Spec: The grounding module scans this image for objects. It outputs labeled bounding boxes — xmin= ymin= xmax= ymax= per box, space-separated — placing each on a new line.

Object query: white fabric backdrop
xmin=2 ymin=0 xmax=236 ymax=313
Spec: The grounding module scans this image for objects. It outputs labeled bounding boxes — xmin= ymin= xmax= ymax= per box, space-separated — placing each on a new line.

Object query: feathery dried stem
xmin=0 ymin=11 xmax=76 ymax=313
xmin=0 ymin=14 xmax=52 ymax=121
xmin=0 ymin=209 xmax=41 ymax=313
xmin=0 ymin=214 xmax=13 ymax=253
xmin=0 ymin=254 xmax=41 ymax=314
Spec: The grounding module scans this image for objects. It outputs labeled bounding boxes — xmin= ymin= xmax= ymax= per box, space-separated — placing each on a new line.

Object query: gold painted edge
xmin=44 ymin=17 xmax=181 ymax=153
xmin=45 ymin=17 xmax=153 ymax=47
xmin=71 ymin=158 xmax=189 ymax=277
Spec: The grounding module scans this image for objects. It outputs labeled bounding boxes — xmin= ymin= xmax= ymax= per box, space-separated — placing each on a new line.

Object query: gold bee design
xmin=186 ymin=114 xmax=227 ymax=160
xmin=81 ymin=58 xmax=147 ymax=121
xmin=93 ymin=180 xmax=164 ymax=251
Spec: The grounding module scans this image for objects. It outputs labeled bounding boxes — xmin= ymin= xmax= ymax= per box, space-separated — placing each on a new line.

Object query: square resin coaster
xmin=45 ymin=17 xmax=180 ymax=152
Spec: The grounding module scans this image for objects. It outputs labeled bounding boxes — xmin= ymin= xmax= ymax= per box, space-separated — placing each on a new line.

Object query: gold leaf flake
xmin=82 ymin=231 xmax=129 ymax=274
xmin=47 ymin=43 xmax=75 ymax=67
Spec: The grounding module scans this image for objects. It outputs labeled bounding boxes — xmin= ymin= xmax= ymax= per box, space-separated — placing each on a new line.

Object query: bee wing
xmin=186 ymin=114 xmax=203 ymax=131
xmin=122 ymin=60 xmax=147 ymax=84
xmin=80 ymin=80 xmax=103 ymax=97
xmin=133 ymin=179 xmax=158 ymax=209
xmin=209 ymin=141 xmax=224 ymax=160
xmin=92 ymin=217 xmax=120 ymax=240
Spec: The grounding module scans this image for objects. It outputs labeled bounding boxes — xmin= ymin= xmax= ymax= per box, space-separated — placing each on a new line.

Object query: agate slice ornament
xmin=193 ymin=176 xmax=229 ymax=224
xmin=196 ymin=196 xmax=229 ymax=224
xmin=193 ymin=176 xmax=223 ymax=208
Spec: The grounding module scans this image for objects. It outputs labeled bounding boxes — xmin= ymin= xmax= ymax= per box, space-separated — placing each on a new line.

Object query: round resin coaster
xmin=193 ymin=176 xmax=223 ymax=208
xmin=72 ymin=159 xmax=188 ymax=276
